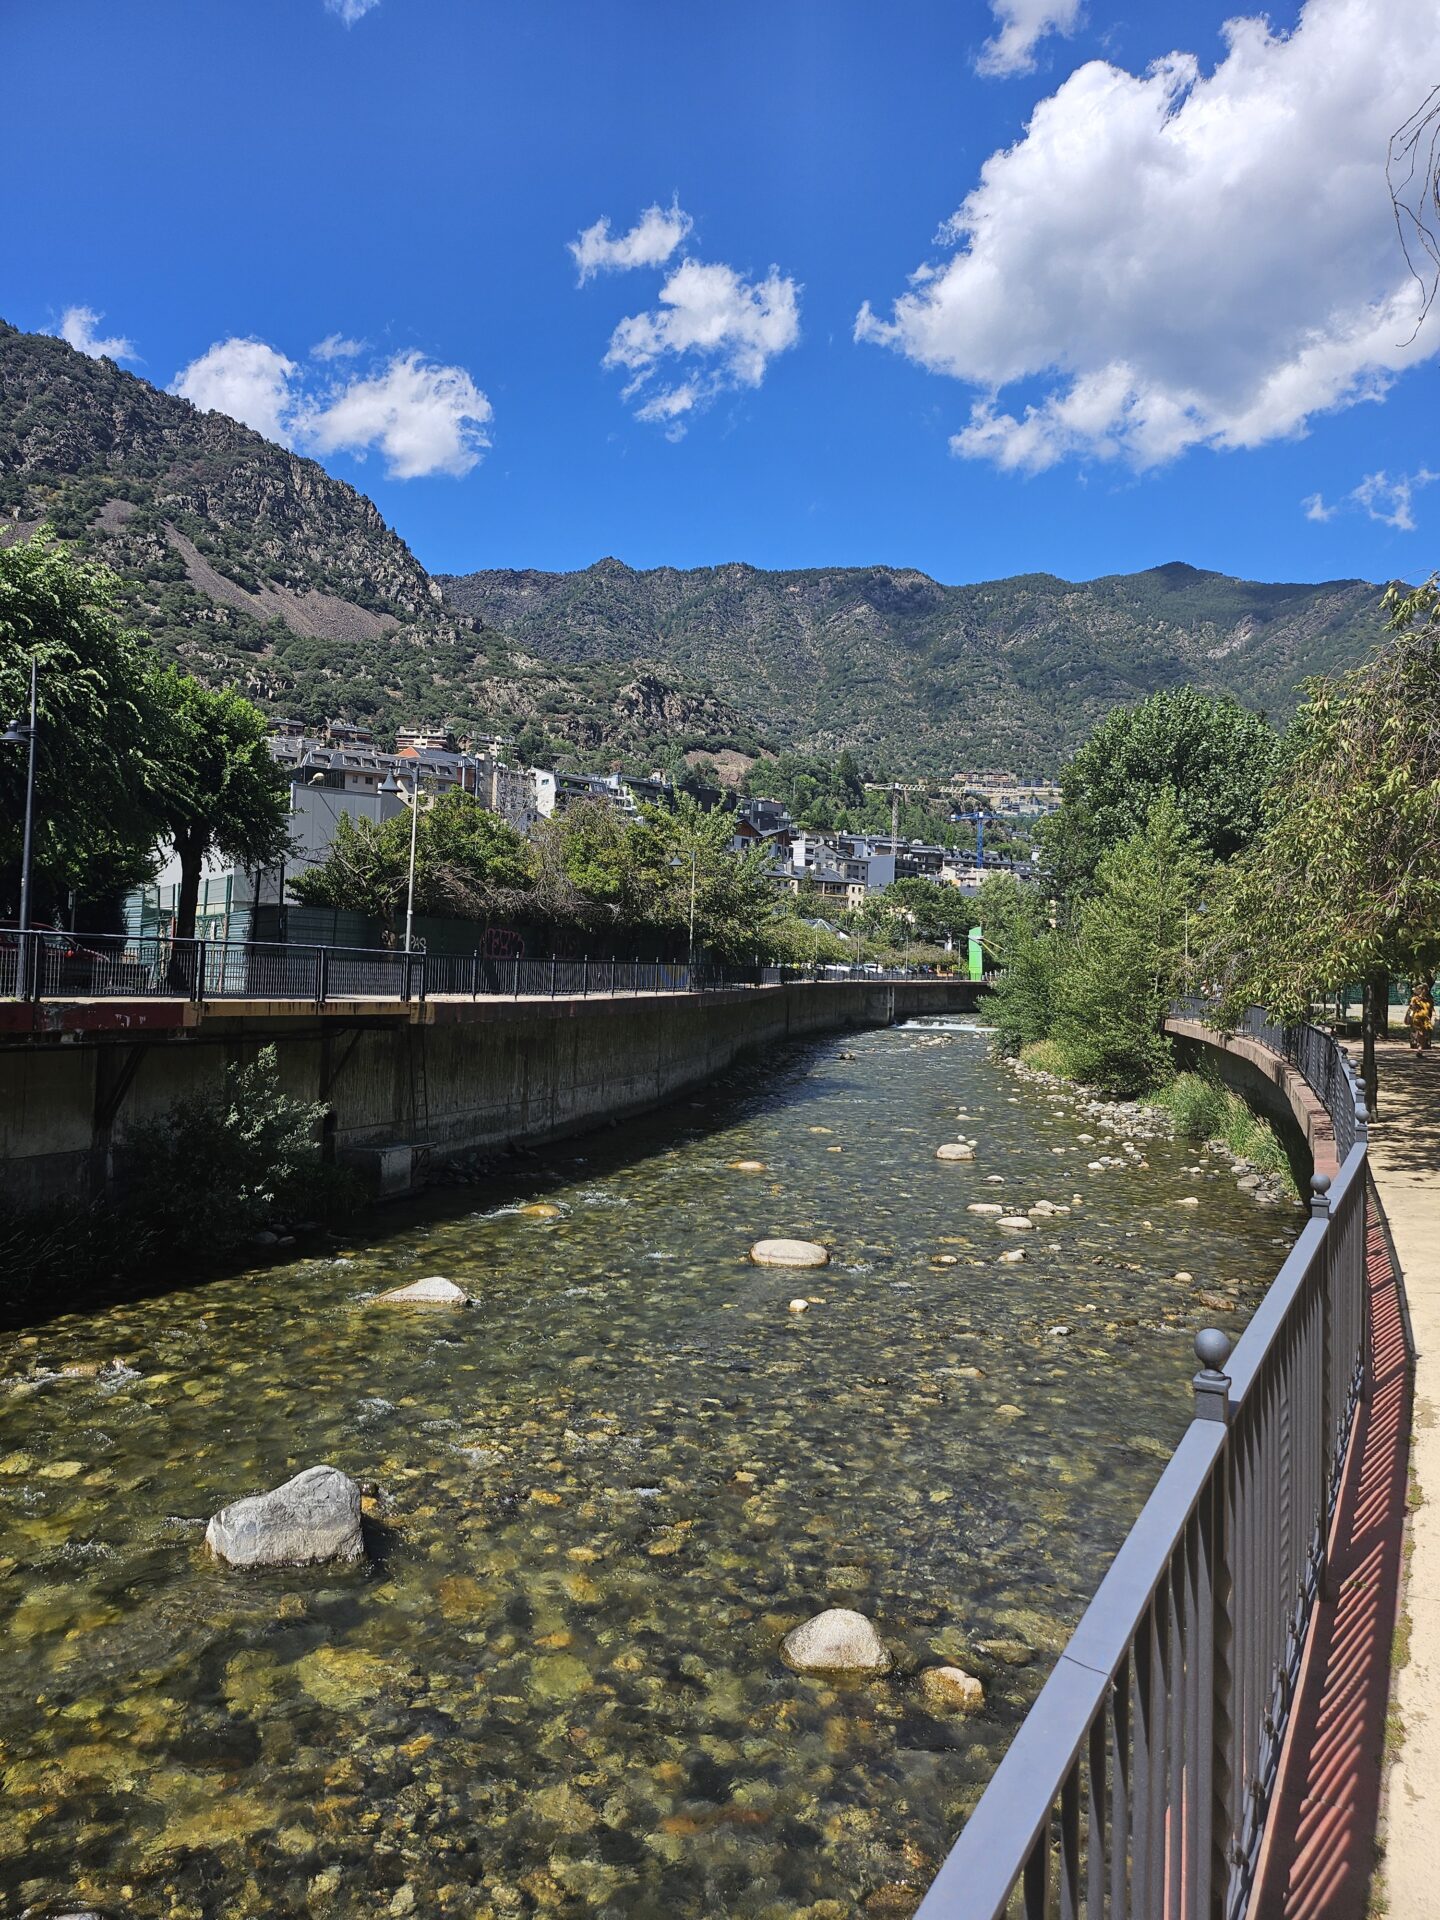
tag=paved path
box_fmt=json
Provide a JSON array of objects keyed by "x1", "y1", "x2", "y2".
[{"x1": 1373, "y1": 1039, "x2": 1440, "y2": 1917}]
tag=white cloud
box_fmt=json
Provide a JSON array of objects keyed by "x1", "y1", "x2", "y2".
[
  {"x1": 325, "y1": 0, "x2": 381, "y2": 23},
  {"x1": 172, "y1": 337, "x2": 299, "y2": 443},
  {"x1": 570, "y1": 201, "x2": 693, "y2": 283},
  {"x1": 1309, "y1": 468, "x2": 1438, "y2": 531},
  {"x1": 603, "y1": 258, "x2": 800, "y2": 433},
  {"x1": 312, "y1": 331, "x2": 366, "y2": 361},
  {"x1": 53, "y1": 304, "x2": 136, "y2": 362},
  {"x1": 171, "y1": 337, "x2": 492, "y2": 479},
  {"x1": 303, "y1": 352, "x2": 492, "y2": 479},
  {"x1": 857, "y1": 0, "x2": 1440, "y2": 475},
  {"x1": 977, "y1": 1, "x2": 1082, "y2": 78}
]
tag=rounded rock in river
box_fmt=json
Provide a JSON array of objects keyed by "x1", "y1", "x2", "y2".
[
  {"x1": 750, "y1": 1239, "x2": 830, "y2": 1269},
  {"x1": 782, "y1": 1608, "x2": 892, "y2": 1675}
]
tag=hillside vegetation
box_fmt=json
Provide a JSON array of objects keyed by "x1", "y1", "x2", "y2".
[
  {"x1": 442, "y1": 556, "x2": 1387, "y2": 771},
  {"x1": 0, "y1": 323, "x2": 756, "y2": 763},
  {"x1": 1, "y1": 320, "x2": 1389, "y2": 773}
]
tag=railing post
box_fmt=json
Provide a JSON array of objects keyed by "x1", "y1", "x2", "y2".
[
  {"x1": 471, "y1": 949, "x2": 479, "y2": 1000},
  {"x1": 550, "y1": 954, "x2": 557, "y2": 998},
  {"x1": 1193, "y1": 1328, "x2": 1233, "y2": 1426},
  {"x1": 582, "y1": 955, "x2": 588, "y2": 998},
  {"x1": 316, "y1": 944, "x2": 329, "y2": 1006},
  {"x1": 1192, "y1": 1328, "x2": 1236, "y2": 1918}
]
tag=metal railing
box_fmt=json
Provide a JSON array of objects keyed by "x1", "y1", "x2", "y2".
[
  {"x1": 1171, "y1": 997, "x2": 1370, "y2": 1164},
  {"x1": 917, "y1": 1013, "x2": 1370, "y2": 1920},
  {"x1": 1, "y1": 929, "x2": 948, "y2": 1007}
]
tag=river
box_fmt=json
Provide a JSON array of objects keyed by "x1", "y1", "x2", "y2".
[{"x1": 0, "y1": 1019, "x2": 1299, "y2": 1918}]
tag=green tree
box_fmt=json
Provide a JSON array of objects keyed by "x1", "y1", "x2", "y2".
[
  {"x1": 0, "y1": 530, "x2": 164, "y2": 916},
  {"x1": 626, "y1": 793, "x2": 779, "y2": 963},
  {"x1": 1211, "y1": 581, "x2": 1440, "y2": 1108},
  {"x1": 292, "y1": 788, "x2": 532, "y2": 941},
  {"x1": 148, "y1": 669, "x2": 291, "y2": 941},
  {"x1": 973, "y1": 871, "x2": 1046, "y2": 968},
  {"x1": 1052, "y1": 792, "x2": 1207, "y2": 1095},
  {"x1": 1043, "y1": 688, "x2": 1279, "y2": 909},
  {"x1": 874, "y1": 877, "x2": 971, "y2": 945}
]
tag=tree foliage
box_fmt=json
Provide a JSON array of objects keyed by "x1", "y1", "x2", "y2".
[
  {"x1": 0, "y1": 530, "x2": 164, "y2": 915},
  {"x1": 1052, "y1": 793, "x2": 1206, "y2": 1095},
  {"x1": 1043, "y1": 687, "x2": 1278, "y2": 908},
  {"x1": 1209, "y1": 581, "x2": 1440, "y2": 1099},
  {"x1": 292, "y1": 789, "x2": 533, "y2": 941},
  {"x1": 148, "y1": 669, "x2": 291, "y2": 940}
]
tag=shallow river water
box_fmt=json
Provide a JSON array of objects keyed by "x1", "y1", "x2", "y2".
[{"x1": 0, "y1": 1020, "x2": 1300, "y2": 1919}]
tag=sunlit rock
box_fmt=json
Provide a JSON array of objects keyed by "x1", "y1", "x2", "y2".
[
  {"x1": 205, "y1": 1464, "x2": 364, "y2": 1568},
  {"x1": 750, "y1": 1239, "x2": 829, "y2": 1268},
  {"x1": 373, "y1": 1276, "x2": 469, "y2": 1308},
  {"x1": 782, "y1": 1607, "x2": 892, "y2": 1675},
  {"x1": 918, "y1": 1665, "x2": 984, "y2": 1715}
]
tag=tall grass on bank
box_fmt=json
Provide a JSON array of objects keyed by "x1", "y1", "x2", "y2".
[{"x1": 1146, "y1": 1071, "x2": 1290, "y2": 1176}]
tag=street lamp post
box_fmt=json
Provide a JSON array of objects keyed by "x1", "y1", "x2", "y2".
[
  {"x1": 378, "y1": 768, "x2": 432, "y2": 952},
  {"x1": 2, "y1": 658, "x2": 39, "y2": 939}
]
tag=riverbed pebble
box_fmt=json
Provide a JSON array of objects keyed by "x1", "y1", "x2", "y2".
[
  {"x1": 967, "y1": 1203, "x2": 1004, "y2": 1215},
  {"x1": 750, "y1": 1239, "x2": 830, "y2": 1268},
  {"x1": 728, "y1": 1160, "x2": 767, "y2": 1173},
  {"x1": 998, "y1": 1248, "x2": 1027, "y2": 1265},
  {"x1": 935, "y1": 1143, "x2": 975, "y2": 1162},
  {"x1": 996, "y1": 1216, "x2": 1034, "y2": 1232},
  {"x1": 781, "y1": 1608, "x2": 892, "y2": 1675},
  {"x1": 788, "y1": 1298, "x2": 810, "y2": 1314}
]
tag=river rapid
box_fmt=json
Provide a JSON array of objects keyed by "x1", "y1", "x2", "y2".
[{"x1": 0, "y1": 1020, "x2": 1299, "y2": 1919}]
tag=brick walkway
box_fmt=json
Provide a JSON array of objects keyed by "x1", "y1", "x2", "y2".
[{"x1": 1252, "y1": 1198, "x2": 1411, "y2": 1918}]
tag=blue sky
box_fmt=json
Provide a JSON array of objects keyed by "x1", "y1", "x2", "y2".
[{"x1": 5, "y1": 0, "x2": 1439, "y2": 587}]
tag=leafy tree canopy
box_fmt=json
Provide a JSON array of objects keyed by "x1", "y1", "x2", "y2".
[
  {"x1": 148, "y1": 668, "x2": 291, "y2": 939},
  {"x1": 0, "y1": 529, "x2": 165, "y2": 915},
  {"x1": 292, "y1": 788, "x2": 533, "y2": 942},
  {"x1": 1043, "y1": 687, "x2": 1279, "y2": 907}
]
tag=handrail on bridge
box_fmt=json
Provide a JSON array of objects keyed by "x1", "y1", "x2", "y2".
[
  {"x1": 916, "y1": 1004, "x2": 1370, "y2": 1920},
  {"x1": 0, "y1": 926, "x2": 965, "y2": 1007}
]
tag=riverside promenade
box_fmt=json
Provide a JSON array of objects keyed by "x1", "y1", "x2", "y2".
[
  {"x1": 1252, "y1": 1036, "x2": 1436, "y2": 1919},
  {"x1": 1374, "y1": 1040, "x2": 1440, "y2": 1917}
]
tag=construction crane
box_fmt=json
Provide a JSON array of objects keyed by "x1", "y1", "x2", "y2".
[{"x1": 948, "y1": 808, "x2": 1004, "y2": 869}]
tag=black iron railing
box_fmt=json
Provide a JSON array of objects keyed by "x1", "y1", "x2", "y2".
[
  {"x1": 1, "y1": 929, "x2": 947, "y2": 1005},
  {"x1": 916, "y1": 1011, "x2": 1370, "y2": 1920}
]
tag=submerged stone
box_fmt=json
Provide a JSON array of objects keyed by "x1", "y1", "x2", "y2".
[
  {"x1": 935, "y1": 1143, "x2": 975, "y2": 1162},
  {"x1": 918, "y1": 1666, "x2": 984, "y2": 1715},
  {"x1": 205, "y1": 1465, "x2": 364, "y2": 1568}
]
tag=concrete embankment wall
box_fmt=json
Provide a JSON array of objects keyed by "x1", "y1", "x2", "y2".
[
  {"x1": 1, "y1": 981, "x2": 982, "y2": 1212},
  {"x1": 1162, "y1": 1016, "x2": 1340, "y2": 1179}
]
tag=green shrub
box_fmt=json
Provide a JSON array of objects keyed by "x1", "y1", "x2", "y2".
[
  {"x1": 1020, "y1": 1037, "x2": 1080, "y2": 1080},
  {"x1": 1148, "y1": 1071, "x2": 1291, "y2": 1179},
  {"x1": 118, "y1": 1046, "x2": 359, "y2": 1258},
  {"x1": 989, "y1": 924, "x2": 1065, "y2": 1056}
]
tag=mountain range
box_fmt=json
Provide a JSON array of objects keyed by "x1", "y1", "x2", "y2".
[{"x1": 1, "y1": 320, "x2": 1391, "y2": 776}]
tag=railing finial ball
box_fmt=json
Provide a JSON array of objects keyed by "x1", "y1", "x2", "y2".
[
  {"x1": 1195, "y1": 1327, "x2": 1233, "y2": 1373},
  {"x1": 1310, "y1": 1172, "x2": 1332, "y2": 1195}
]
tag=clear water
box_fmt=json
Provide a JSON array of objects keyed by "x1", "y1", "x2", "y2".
[{"x1": 0, "y1": 1022, "x2": 1298, "y2": 1919}]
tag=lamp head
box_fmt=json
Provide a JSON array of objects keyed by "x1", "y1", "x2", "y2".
[{"x1": 378, "y1": 771, "x2": 401, "y2": 796}]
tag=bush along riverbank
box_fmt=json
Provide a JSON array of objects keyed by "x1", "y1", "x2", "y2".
[
  {"x1": 0, "y1": 1048, "x2": 362, "y2": 1323},
  {"x1": 1007, "y1": 1046, "x2": 1298, "y2": 1213}
]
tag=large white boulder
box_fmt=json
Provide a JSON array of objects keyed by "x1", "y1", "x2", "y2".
[
  {"x1": 935, "y1": 1143, "x2": 975, "y2": 1162},
  {"x1": 750, "y1": 1239, "x2": 830, "y2": 1268},
  {"x1": 782, "y1": 1607, "x2": 892, "y2": 1675},
  {"x1": 205, "y1": 1465, "x2": 364, "y2": 1568},
  {"x1": 373, "y1": 1276, "x2": 469, "y2": 1308}
]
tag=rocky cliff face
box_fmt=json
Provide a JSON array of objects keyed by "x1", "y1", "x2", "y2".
[{"x1": 0, "y1": 323, "x2": 753, "y2": 762}]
